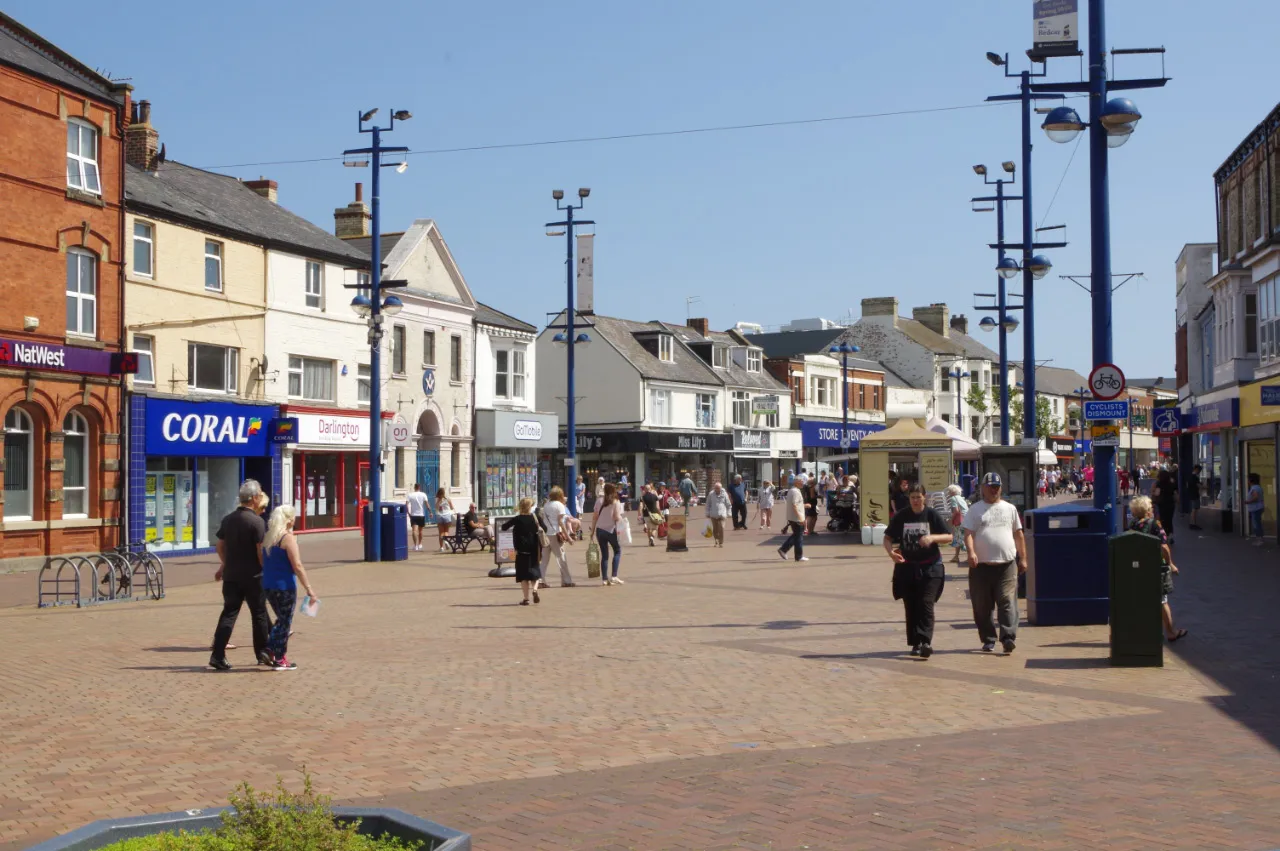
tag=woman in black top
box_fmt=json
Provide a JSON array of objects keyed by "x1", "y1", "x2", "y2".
[
  {"x1": 501, "y1": 497, "x2": 543, "y2": 605},
  {"x1": 883, "y1": 483, "x2": 953, "y2": 659},
  {"x1": 803, "y1": 478, "x2": 820, "y2": 535},
  {"x1": 1152, "y1": 468, "x2": 1178, "y2": 544},
  {"x1": 890, "y1": 477, "x2": 913, "y2": 515}
]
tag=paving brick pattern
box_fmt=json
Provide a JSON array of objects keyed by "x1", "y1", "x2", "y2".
[{"x1": 2, "y1": 513, "x2": 1279, "y2": 850}]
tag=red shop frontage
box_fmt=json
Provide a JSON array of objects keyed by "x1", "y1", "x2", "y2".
[{"x1": 280, "y1": 406, "x2": 391, "y2": 533}]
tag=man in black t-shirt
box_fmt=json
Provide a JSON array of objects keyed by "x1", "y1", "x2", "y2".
[
  {"x1": 209, "y1": 479, "x2": 271, "y2": 670},
  {"x1": 883, "y1": 483, "x2": 952, "y2": 659}
]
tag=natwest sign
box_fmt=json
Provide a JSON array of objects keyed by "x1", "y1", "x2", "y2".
[
  {"x1": 0, "y1": 336, "x2": 128, "y2": 377},
  {"x1": 296, "y1": 413, "x2": 371, "y2": 446}
]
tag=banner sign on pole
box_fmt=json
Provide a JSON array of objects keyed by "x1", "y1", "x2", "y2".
[
  {"x1": 1083, "y1": 400, "x2": 1129, "y2": 421},
  {"x1": 576, "y1": 234, "x2": 594, "y2": 313},
  {"x1": 1032, "y1": 0, "x2": 1079, "y2": 58}
]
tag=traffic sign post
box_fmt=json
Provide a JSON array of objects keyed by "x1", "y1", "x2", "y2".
[
  {"x1": 1090, "y1": 424, "x2": 1121, "y2": 447},
  {"x1": 1089, "y1": 363, "x2": 1126, "y2": 400},
  {"x1": 1084, "y1": 400, "x2": 1130, "y2": 421}
]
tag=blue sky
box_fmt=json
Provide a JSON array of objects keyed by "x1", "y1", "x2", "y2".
[{"x1": 15, "y1": 1, "x2": 1275, "y2": 378}]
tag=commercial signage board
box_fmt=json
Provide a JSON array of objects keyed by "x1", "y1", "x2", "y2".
[
  {"x1": 296, "y1": 412, "x2": 371, "y2": 446},
  {"x1": 268, "y1": 418, "x2": 299, "y2": 444},
  {"x1": 1261, "y1": 386, "x2": 1280, "y2": 406},
  {"x1": 1152, "y1": 407, "x2": 1183, "y2": 436},
  {"x1": 751, "y1": 395, "x2": 780, "y2": 416},
  {"x1": 576, "y1": 234, "x2": 594, "y2": 313},
  {"x1": 734, "y1": 429, "x2": 771, "y2": 451},
  {"x1": 0, "y1": 336, "x2": 132, "y2": 377},
  {"x1": 556, "y1": 429, "x2": 733, "y2": 453},
  {"x1": 386, "y1": 414, "x2": 413, "y2": 448},
  {"x1": 1185, "y1": 399, "x2": 1239, "y2": 434},
  {"x1": 1046, "y1": 436, "x2": 1075, "y2": 456},
  {"x1": 1032, "y1": 0, "x2": 1079, "y2": 58},
  {"x1": 479, "y1": 411, "x2": 559, "y2": 449},
  {"x1": 1090, "y1": 424, "x2": 1121, "y2": 448},
  {"x1": 798, "y1": 420, "x2": 886, "y2": 449},
  {"x1": 143, "y1": 398, "x2": 277, "y2": 457},
  {"x1": 1084, "y1": 400, "x2": 1129, "y2": 421}
]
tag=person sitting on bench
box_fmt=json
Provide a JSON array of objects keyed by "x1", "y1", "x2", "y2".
[{"x1": 463, "y1": 504, "x2": 492, "y2": 547}]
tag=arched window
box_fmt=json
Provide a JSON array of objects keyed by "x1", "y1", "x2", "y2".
[
  {"x1": 63, "y1": 412, "x2": 89, "y2": 517},
  {"x1": 3, "y1": 408, "x2": 34, "y2": 520}
]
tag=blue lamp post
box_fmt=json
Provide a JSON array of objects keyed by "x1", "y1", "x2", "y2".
[
  {"x1": 1028, "y1": 0, "x2": 1170, "y2": 530},
  {"x1": 827, "y1": 342, "x2": 861, "y2": 453},
  {"x1": 971, "y1": 163, "x2": 1024, "y2": 446},
  {"x1": 546, "y1": 189, "x2": 593, "y2": 517},
  {"x1": 343, "y1": 107, "x2": 411, "y2": 562},
  {"x1": 947, "y1": 366, "x2": 970, "y2": 430}
]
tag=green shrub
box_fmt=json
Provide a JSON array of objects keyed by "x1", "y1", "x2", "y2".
[{"x1": 97, "y1": 775, "x2": 422, "y2": 851}]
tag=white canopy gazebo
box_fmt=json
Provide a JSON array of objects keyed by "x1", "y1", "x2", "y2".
[{"x1": 925, "y1": 416, "x2": 982, "y2": 461}]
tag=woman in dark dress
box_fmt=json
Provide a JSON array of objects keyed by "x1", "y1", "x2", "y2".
[
  {"x1": 883, "y1": 483, "x2": 952, "y2": 659},
  {"x1": 501, "y1": 497, "x2": 543, "y2": 605}
]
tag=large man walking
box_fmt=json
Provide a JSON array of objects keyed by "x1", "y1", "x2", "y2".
[
  {"x1": 961, "y1": 472, "x2": 1026, "y2": 654},
  {"x1": 209, "y1": 479, "x2": 272, "y2": 670},
  {"x1": 728, "y1": 474, "x2": 748, "y2": 530}
]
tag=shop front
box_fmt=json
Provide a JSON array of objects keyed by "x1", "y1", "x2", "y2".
[
  {"x1": 1237, "y1": 383, "x2": 1278, "y2": 540},
  {"x1": 555, "y1": 429, "x2": 734, "y2": 504},
  {"x1": 1185, "y1": 398, "x2": 1239, "y2": 533},
  {"x1": 475, "y1": 410, "x2": 558, "y2": 514},
  {"x1": 798, "y1": 419, "x2": 887, "y2": 477},
  {"x1": 129, "y1": 396, "x2": 280, "y2": 554},
  {"x1": 1046, "y1": 436, "x2": 1076, "y2": 467},
  {"x1": 281, "y1": 406, "x2": 387, "y2": 533}
]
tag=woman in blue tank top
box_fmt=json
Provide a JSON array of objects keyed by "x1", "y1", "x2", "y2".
[{"x1": 261, "y1": 506, "x2": 317, "y2": 670}]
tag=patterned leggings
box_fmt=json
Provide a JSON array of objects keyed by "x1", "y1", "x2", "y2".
[{"x1": 265, "y1": 588, "x2": 297, "y2": 660}]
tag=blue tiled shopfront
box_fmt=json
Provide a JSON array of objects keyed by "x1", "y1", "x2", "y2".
[{"x1": 127, "y1": 396, "x2": 282, "y2": 554}]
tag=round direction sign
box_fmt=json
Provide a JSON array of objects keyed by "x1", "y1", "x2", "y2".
[{"x1": 1089, "y1": 362, "x2": 1126, "y2": 400}]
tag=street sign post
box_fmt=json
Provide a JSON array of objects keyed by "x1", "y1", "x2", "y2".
[
  {"x1": 1088, "y1": 363, "x2": 1126, "y2": 400},
  {"x1": 1083, "y1": 400, "x2": 1130, "y2": 421},
  {"x1": 1090, "y1": 424, "x2": 1121, "y2": 447}
]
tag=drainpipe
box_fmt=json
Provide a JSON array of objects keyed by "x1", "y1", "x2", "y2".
[{"x1": 116, "y1": 87, "x2": 129, "y2": 551}]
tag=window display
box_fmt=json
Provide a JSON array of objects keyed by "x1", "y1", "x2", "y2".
[{"x1": 479, "y1": 450, "x2": 539, "y2": 513}]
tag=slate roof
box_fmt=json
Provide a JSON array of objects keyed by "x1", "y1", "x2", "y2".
[
  {"x1": 342, "y1": 232, "x2": 405, "y2": 264},
  {"x1": 659, "y1": 324, "x2": 787, "y2": 393},
  {"x1": 570, "y1": 314, "x2": 721, "y2": 386},
  {"x1": 126, "y1": 162, "x2": 368, "y2": 266},
  {"x1": 1127, "y1": 377, "x2": 1178, "y2": 392},
  {"x1": 474, "y1": 302, "x2": 536, "y2": 334},
  {"x1": 744, "y1": 328, "x2": 911, "y2": 387},
  {"x1": 0, "y1": 13, "x2": 122, "y2": 103},
  {"x1": 1011, "y1": 363, "x2": 1091, "y2": 396}
]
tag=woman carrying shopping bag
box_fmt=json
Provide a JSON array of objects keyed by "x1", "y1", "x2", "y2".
[{"x1": 592, "y1": 482, "x2": 626, "y2": 585}]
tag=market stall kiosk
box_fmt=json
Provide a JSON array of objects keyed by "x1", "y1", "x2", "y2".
[{"x1": 858, "y1": 419, "x2": 954, "y2": 527}]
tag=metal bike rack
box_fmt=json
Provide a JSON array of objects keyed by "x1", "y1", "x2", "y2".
[
  {"x1": 38, "y1": 556, "x2": 86, "y2": 608},
  {"x1": 37, "y1": 549, "x2": 167, "y2": 608}
]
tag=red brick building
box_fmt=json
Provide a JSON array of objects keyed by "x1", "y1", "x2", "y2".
[{"x1": 0, "y1": 13, "x2": 132, "y2": 569}]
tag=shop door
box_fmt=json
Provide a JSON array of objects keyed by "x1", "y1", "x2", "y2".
[
  {"x1": 416, "y1": 449, "x2": 440, "y2": 521},
  {"x1": 357, "y1": 462, "x2": 371, "y2": 530}
]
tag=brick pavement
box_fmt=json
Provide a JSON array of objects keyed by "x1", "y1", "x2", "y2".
[{"x1": 1, "y1": 510, "x2": 1278, "y2": 850}]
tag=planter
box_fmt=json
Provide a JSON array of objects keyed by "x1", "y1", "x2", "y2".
[{"x1": 25, "y1": 807, "x2": 470, "y2": 851}]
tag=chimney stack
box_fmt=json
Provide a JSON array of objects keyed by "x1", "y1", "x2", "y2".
[
  {"x1": 950, "y1": 314, "x2": 969, "y2": 336},
  {"x1": 688, "y1": 317, "x2": 710, "y2": 337},
  {"x1": 912, "y1": 304, "x2": 951, "y2": 338},
  {"x1": 244, "y1": 176, "x2": 279, "y2": 204},
  {"x1": 125, "y1": 99, "x2": 160, "y2": 171},
  {"x1": 860, "y1": 297, "x2": 899, "y2": 327},
  {"x1": 335, "y1": 182, "x2": 371, "y2": 238}
]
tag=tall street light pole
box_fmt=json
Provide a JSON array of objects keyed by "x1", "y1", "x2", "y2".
[
  {"x1": 972, "y1": 164, "x2": 1022, "y2": 446},
  {"x1": 828, "y1": 342, "x2": 861, "y2": 456},
  {"x1": 1032, "y1": 0, "x2": 1169, "y2": 530},
  {"x1": 949, "y1": 366, "x2": 970, "y2": 427},
  {"x1": 344, "y1": 107, "x2": 411, "y2": 562},
  {"x1": 546, "y1": 189, "x2": 593, "y2": 518}
]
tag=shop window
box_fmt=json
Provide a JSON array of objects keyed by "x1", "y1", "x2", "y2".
[
  {"x1": 650, "y1": 389, "x2": 671, "y2": 426},
  {"x1": 188, "y1": 343, "x2": 238, "y2": 394},
  {"x1": 62, "y1": 412, "x2": 89, "y2": 517},
  {"x1": 450, "y1": 335, "x2": 462, "y2": 382},
  {"x1": 696, "y1": 394, "x2": 716, "y2": 428},
  {"x1": 133, "y1": 221, "x2": 154, "y2": 277},
  {"x1": 357, "y1": 364, "x2": 371, "y2": 405},
  {"x1": 423, "y1": 330, "x2": 436, "y2": 366},
  {"x1": 732, "y1": 391, "x2": 750, "y2": 427},
  {"x1": 132, "y1": 335, "x2": 155, "y2": 385},
  {"x1": 392, "y1": 324, "x2": 406, "y2": 375},
  {"x1": 305, "y1": 260, "x2": 323, "y2": 308},
  {"x1": 66, "y1": 248, "x2": 96, "y2": 338},
  {"x1": 66, "y1": 119, "x2": 101, "y2": 194},
  {"x1": 204, "y1": 241, "x2": 222, "y2": 292},
  {"x1": 287, "y1": 356, "x2": 334, "y2": 401},
  {"x1": 3, "y1": 408, "x2": 34, "y2": 520}
]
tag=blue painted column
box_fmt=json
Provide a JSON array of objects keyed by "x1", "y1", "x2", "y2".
[
  {"x1": 1020, "y1": 69, "x2": 1037, "y2": 445},
  {"x1": 565, "y1": 204, "x2": 578, "y2": 518},
  {"x1": 996, "y1": 180, "x2": 1010, "y2": 446}
]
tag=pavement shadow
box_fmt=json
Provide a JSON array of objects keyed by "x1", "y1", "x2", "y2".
[
  {"x1": 142, "y1": 646, "x2": 215, "y2": 653},
  {"x1": 121, "y1": 665, "x2": 262, "y2": 674},
  {"x1": 800, "y1": 649, "x2": 971, "y2": 661},
  {"x1": 451, "y1": 618, "x2": 891, "y2": 632},
  {"x1": 1023, "y1": 657, "x2": 1110, "y2": 669}
]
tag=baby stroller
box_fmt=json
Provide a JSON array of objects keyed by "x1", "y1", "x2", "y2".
[{"x1": 826, "y1": 490, "x2": 860, "y2": 533}]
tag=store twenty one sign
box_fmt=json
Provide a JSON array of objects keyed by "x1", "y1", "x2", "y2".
[{"x1": 144, "y1": 398, "x2": 276, "y2": 457}]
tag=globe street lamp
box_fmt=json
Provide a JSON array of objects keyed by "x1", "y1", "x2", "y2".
[{"x1": 827, "y1": 342, "x2": 861, "y2": 453}]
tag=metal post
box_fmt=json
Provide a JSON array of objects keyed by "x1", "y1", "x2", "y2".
[
  {"x1": 565, "y1": 205, "x2": 578, "y2": 517},
  {"x1": 1020, "y1": 69, "x2": 1037, "y2": 445},
  {"x1": 1088, "y1": 0, "x2": 1117, "y2": 529},
  {"x1": 996, "y1": 181, "x2": 1010, "y2": 446},
  {"x1": 841, "y1": 351, "x2": 849, "y2": 453},
  {"x1": 367, "y1": 125, "x2": 383, "y2": 561}
]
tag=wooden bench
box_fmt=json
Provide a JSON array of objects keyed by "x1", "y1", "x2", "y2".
[{"x1": 442, "y1": 514, "x2": 492, "y2": 554}]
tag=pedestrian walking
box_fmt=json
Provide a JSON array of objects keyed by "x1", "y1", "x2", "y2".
[
  {"x1": 592, "y1": 482, "x2": 626, "y2": 585},
  {"x1": 884, "y1": 483, "x2": 951, "y2": 659},
  {"x1": 961, "y1": 472, "x2": 1026, "y2": 655},
  {"x1": 594, "y1": 475, "x2": 606, "y2": 510},
  {"x1": 640, "y1": 483, "x2": 662, "y2": 546},
  {"x1": 1127, "y1": 495, "x2": 1186, "y2": 641},
  {"x1": 1186, "y1": 464, "x2": 1203, "y2": 530},
  {"x1": 891, "y1": 477, "x2": 912, "y2": 515},
  {"x1": 817, "y1": 472, "x2": 830, "y2": 514},
  {"x1": 777, "y1": 474, "x2": 809, "y2": 562},
  {"x1": 259, "y1": 505, "x2": 317, "y2": 670},
  {"x1": 209, "y1": 479, "x2": 272, "y2": 671},
  {"x1": 434, "y1": 487, "x2": 456, "y2": 552},
  {"x1": 1152, "y1": 468, "x2": 1178, "y2": 545},
  {"x1": 803, "y1": 475, "x2": 820, "y2": 535},
  {"x1": 729, "y1": 474, "x2": 748, "y2": 530},
  {"x1": 705, "y1": 481, "x2": 732, "y2": 547},
  {"x1": 539, "y1": 486, "x2": 576, "y2": 587},
  {"x1": 502, "y1": 498, "x2": 543, "y2": 605},
  {"x1": 574, "y1": 475, "x2": 586, "y2": 516},
  {"x1": 1246, "y1": 472, "x2": 1266, "y2": 545},
  {"x1": 405, "y1": 483, "x2": 429, "y2": 551},
  {"x1": 945, "y1": 484, "x2": 969, "y2": 563},
  {"x1": 758, "y1": 480, "x2": 775, "y2": 530},
  {"x1": 678, "y1": 471, "x2": 697, "y2": 510}
]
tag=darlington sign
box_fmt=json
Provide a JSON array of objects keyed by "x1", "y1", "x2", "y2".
[{"x1": 143, "y1": 398, "x2": 277, "y2": 457}]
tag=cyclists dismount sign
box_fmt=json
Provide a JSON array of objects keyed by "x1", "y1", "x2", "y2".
[{"x1": 1088, "y1": 363, "x2": 1126, "y2": 401}]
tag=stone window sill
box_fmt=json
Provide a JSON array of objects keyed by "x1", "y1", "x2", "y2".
[{"x1": 66, "y1": 188, "x2": 105, "y2": 207}]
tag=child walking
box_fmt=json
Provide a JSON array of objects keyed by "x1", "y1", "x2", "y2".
[{"x1": 502, "y1": 498, "x2": 544, "y2": 604}]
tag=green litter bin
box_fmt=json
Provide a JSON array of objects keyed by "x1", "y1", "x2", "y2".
[{"x1": 1108, "y1": 531, "x2": 1164, "y2": 667}]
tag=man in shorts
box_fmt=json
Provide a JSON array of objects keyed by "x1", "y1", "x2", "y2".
[{"x1": 406, "y1": 483, "x2": 429, "y2": 551}]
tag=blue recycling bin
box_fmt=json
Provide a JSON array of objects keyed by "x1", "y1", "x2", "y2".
[
  {"x1": 1024, "y1": 504, "x2": 1110, "y2": 625},
  {"x1": 960, "y1": 474, "x2": 977, "y2": 500},
  {"x1": 363, "y1": 502, "x2": 409, "y2": 562}
]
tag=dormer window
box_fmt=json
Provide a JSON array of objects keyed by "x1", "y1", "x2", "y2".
[
  {"x1": 658, "y1": 334, "x2": 674, "y2": 362},
  {"x1": 712, "y1": 346, "x2": 729, "y2": 369},
  {"x1": 747, "y1": 350, "x2": 762, "y2": 372}
]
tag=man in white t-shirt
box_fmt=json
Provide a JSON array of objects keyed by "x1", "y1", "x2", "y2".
[
  {"x1": 405, "y1": 483, "x2": 430, "y2": 551},
  {"x1": 961, "y1": 472, "x2": 1026, "y2": 654}
]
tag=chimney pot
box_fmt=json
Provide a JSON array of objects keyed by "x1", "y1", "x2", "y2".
[
  {"x1": 355, "y1": 182, "x2": 363, "y2": 202},
  {"x1": 124, "y1": 98, "x2": 160, "y2": 171},
  {"x1": 244, "y1": 178, "x2": 279, "y2": 203},
  {"x1": 950, "y1": 314, "x2": 969, "y2": 336},
  {"x1": 335, "y1": 186, "x2": 371, "y2": 238}
]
